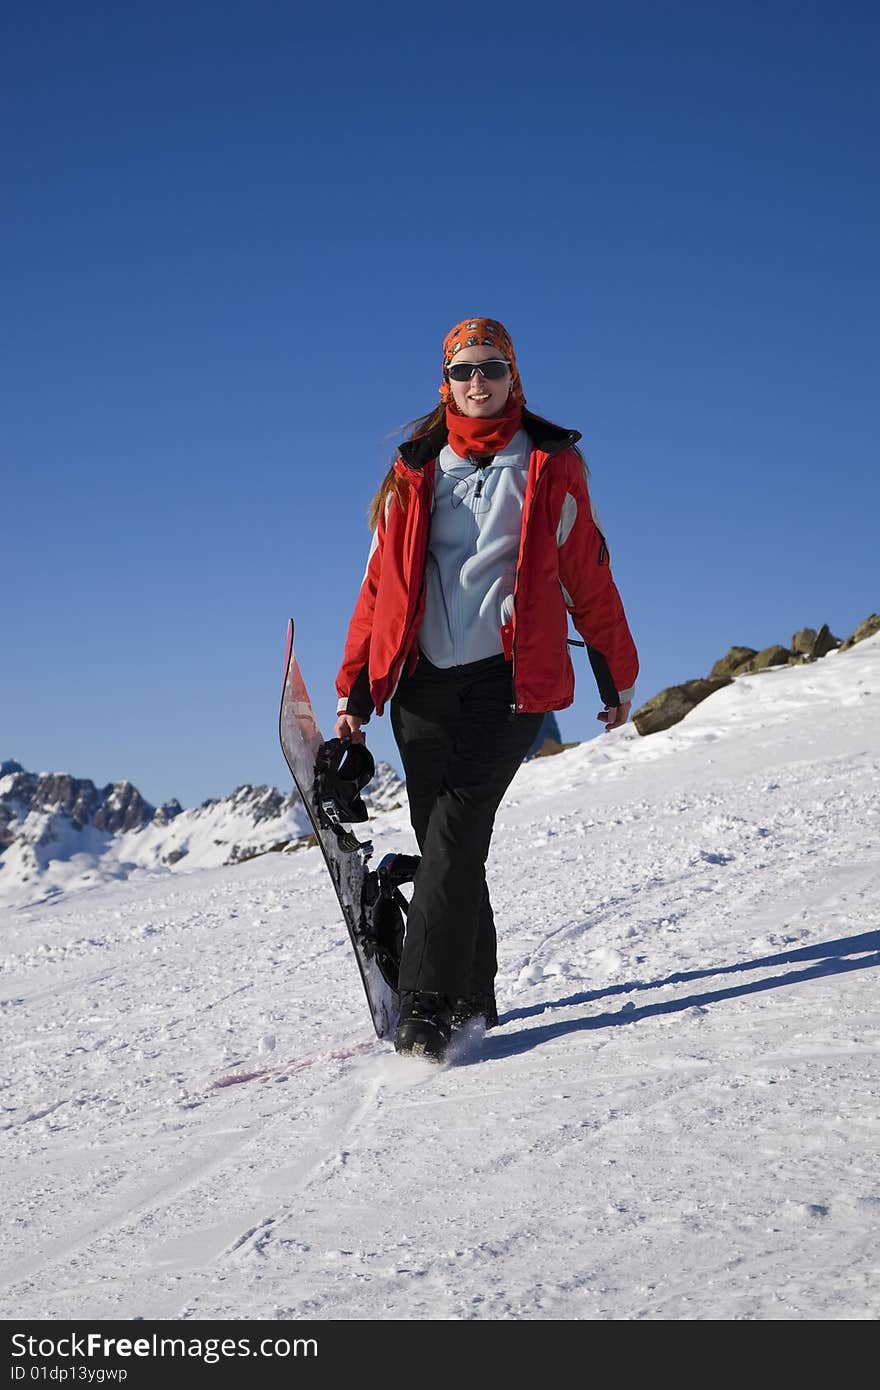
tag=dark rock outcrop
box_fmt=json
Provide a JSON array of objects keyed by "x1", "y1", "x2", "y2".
[
  {"x1": 709, "y1": 647, "x2": 758, "y2": 680},
  {"x1": 634, "y1": 611, "x2": 871, "y2": 738},
  {"x1": 633, "y1": 678, "x2": 733, "y2": 736},
  {"x1": 806, "y1": 623, "x2": 841, "y2": 661},
  {"x1": 790, "y1": 628, "x2": 817, "y2": 655},
  {"x1": 840, "y1": 614, "x2": 880, "y2": 650},
  {"x1": 740, "y1": 644, "x2": 795, "y2": 674}
]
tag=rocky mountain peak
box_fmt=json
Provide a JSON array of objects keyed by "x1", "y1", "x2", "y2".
[{"x1": 0, "y1": 758, "x2": 407, "y2": 906}]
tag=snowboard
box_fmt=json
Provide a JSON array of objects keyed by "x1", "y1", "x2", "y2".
[{"x1": 278, "y1": 618, "x2": 400, "y2": 1039}]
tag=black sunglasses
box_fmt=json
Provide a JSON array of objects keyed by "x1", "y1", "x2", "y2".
[{"x1": 446, "y1": 359, "x2": 510, "y2": 382}]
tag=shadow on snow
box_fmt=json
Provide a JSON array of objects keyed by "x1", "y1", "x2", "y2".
[{"x1": 479, "y1": 930, "x2": 880, "y2": 1063}]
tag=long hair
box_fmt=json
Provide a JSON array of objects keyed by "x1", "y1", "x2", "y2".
[
  {"x1": 366, "y1": 403, "x2": 587, "y2": 531},
  {"x1": 367, "y1": 403, "x2": 445, "y2": 530}
]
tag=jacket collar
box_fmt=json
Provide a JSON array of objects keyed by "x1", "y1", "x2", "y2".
[{"x1": 397, "y1": 408, "x2": 581, "y2": 471}]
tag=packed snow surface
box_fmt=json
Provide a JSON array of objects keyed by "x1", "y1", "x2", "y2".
[{"x1": 1, "y1": 638, "x2": 878, "y2": 1320}]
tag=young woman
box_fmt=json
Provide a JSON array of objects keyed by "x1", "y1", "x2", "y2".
[{"x1": 334, "y1": 317, "x2": 638, "y2": 1060}]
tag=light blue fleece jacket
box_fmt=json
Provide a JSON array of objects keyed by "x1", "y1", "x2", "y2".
[{"x1": 419, "y1": 428, "x2": 531, "y2": 669}]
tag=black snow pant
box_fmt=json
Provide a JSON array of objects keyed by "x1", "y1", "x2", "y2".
[{"x1": 390, "y1": 652, "x2": 543, "y2": 1002}]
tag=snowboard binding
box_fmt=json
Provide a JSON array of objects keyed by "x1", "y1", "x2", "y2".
[
  {"x1": 313, "y1": 738, "x2": 376, "y2": 852},
  {"x1": 360, "y1": 852, "x2": 421, "y2": 991}
]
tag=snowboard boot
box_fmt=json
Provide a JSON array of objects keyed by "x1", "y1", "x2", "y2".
[
  {"x1": 395, "y1": 991, "x2": 453, "y2": 1062},
  {"x1": 451, "y1": 991, "x2": 499, "y2": 1031}
]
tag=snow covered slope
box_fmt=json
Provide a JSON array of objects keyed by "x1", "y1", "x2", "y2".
[{"x1": 0, "y1": 637, "x2": 877, "y2": 1320}]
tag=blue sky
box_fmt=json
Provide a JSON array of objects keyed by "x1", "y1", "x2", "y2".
[{"x1": 3, "y1": 1, "x2": 877, "y2": 807}]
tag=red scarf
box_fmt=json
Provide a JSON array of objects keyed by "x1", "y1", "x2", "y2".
[{"x1": 445, "y1": 400, "x2": 523, "y2": 460}]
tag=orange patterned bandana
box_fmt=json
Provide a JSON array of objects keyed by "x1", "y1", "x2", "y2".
[{"x1": 440, "y1": 317, "x2": 525, "y2": 405}]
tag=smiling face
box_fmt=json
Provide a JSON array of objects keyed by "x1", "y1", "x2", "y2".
[{"x1": 446, "y1": 344, "x2": 512, "y2": 418}]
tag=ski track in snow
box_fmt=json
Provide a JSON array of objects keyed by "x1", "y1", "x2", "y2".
[{"x1": 1, "y1": 637, "x2": 879, "y2": 1320}]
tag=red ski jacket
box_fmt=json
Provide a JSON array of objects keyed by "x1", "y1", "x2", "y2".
[{"x1": 336, "y1": 410, "x2": 638, "y2": 720}]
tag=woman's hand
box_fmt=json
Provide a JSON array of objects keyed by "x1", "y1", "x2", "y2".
[
  {"x1": 597, "y1": 701, "x2": 632, "y2": 733},
  {"x1": 334, "y1": 713, "x2": 367, "y2": 744}
]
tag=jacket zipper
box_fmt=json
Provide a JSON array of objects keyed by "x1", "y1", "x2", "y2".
[
  {"x1": 462, "y1": 456, "x2": 489, "y2": 662},
  {"x1": 509, "y1": 462, "x2": 550, "y2": 715}
]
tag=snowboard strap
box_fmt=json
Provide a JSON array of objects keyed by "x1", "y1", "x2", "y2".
[
  {"x1": 312, "y1": 738, "x2": 377, "y2": 852},
  {"x1": 359, "y1": 853, "x2": 421, "y2": 990}
]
